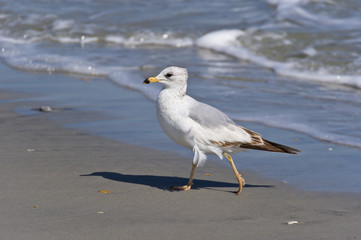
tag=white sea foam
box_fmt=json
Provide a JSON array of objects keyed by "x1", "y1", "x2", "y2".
[
  {"x1": 104, "y1": 35, "x2": 126, "y2": 44},
  {"x1": 266, "y1": 0, "x2": 361, "y2": 29},
  {"x1": 0, "y1": 13, "x2": 8, "y2": 19},
  {"x1": 196, "y1": 29, "x2": 361, "y2": 89},
  {"x1": 266, "y1": 0, "x2": 313, "y2": 9},
  {"x1": 52, "y1": 19, "x2": 75, "y2": 31},
  {"x1": 0, "y1": 31, "x2": 99, "y2": 45},
  {"x1": 0, "y1": 35, "x2": 30, "y2": 44},
  {"x1": 0, "y1": 34, "x2": 159, "y2": 101},
  {"x1": 196, "y1": 29, "x2": 294, "y2": 69},
  {"x1": 302, "y1": 46, "x2": 317, "y2": 57},
  {"x1": 0, "y1": 43, "x2": 107, "y2": 76},
  {"x1": 54, "y1": 36, "x2": 99, "y2": 44},
  {"x1": 105, "y1": 33, "x2": 193, "y2": 48}
]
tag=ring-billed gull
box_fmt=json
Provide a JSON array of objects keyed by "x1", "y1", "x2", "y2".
[{"x1": 143, "y1": 66, "x2": 300, "y2": 194}]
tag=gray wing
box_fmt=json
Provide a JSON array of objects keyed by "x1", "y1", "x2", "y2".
[
  {"x1": 185, "y1": 96, "x2": 270, "y2": 147},
  {"x1": 186, "y1": 96, "x2": 236, "y2": 129},
  {"x1": 184, "y1": 96, "x2": 300, "y2": 153}
]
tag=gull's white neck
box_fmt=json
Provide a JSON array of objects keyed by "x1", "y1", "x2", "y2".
[{"x1": 160, "y1": 83, "x2": 187, "y2": 98}]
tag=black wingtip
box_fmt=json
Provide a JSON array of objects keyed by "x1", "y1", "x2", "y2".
[{"x1": 264, "y1": 139, "x2": 301, "y2": 154}]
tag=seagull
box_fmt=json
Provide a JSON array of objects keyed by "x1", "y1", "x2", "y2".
[{"x1": 143, "y1": 66, "x2": 300, "y2": 194}]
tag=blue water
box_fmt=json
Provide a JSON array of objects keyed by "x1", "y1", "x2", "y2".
[{"x1": 1, "y1": 0, "x2": 361, "y2": 193}]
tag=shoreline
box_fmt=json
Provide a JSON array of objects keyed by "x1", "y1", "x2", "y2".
[{"x1": 1, "y1": 68, "x2": 361, "y2": 239}]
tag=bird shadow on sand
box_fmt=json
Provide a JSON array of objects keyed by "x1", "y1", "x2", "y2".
[{"x1": 80, "y1": 171, "x2": 274, "y2": 192}]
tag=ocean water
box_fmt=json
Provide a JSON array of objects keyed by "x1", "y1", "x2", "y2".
[{"x1": 1, "y1": 0, "x2": 361, "y2": 192}]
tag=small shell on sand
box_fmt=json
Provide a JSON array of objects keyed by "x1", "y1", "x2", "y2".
[
  {"x1": 39, "y1": 106, "x2": 52, "y2": 112},
  {"x1": 287, "y1": 220, "x2": 299, "y2": 225},
  {"x1": 32, "y1": 106, "x2": 71, "y2": 112}
]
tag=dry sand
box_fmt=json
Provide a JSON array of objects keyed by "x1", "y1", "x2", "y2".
[{"x1": 1, "y1": 81, "x2": 361, "y2": 240}]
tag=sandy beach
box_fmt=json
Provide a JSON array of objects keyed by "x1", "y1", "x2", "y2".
[{"x1": 0, "y1": 67, "x2": 361, "y2": 240}]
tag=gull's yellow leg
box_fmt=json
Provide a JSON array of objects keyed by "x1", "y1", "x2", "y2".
[
  {"x1": 223, "y1": 152, "x2": 245, "y2": 195},
  {"x1": 171, "y1": 163, "x2": 197, "y2": 191}
]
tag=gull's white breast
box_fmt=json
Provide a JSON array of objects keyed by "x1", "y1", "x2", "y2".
[{"x1": 156, "y1": 89, "x2": 194, "y2": 149}]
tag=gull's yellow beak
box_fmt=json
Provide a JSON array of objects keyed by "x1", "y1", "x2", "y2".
[{"x1": 143, "y1": 77, "x2": 161, "y2": 84}]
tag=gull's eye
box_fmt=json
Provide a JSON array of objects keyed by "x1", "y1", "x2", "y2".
[{"x1": 165, "y1": 73, "x2": 173, "y2": 78}]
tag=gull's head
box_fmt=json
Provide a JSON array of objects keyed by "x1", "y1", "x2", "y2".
[{"x1": 143, "y1": 66, "x2": 188, "y2": 89}]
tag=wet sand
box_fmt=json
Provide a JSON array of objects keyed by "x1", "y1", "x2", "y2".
[{"x1": 1, "y1": 69, "x2": 361, "y2": 240}]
